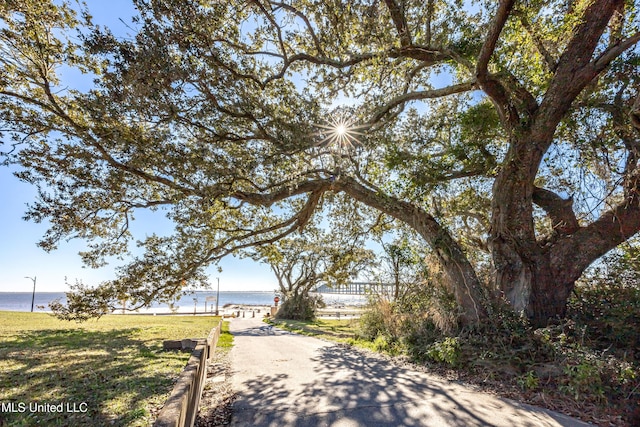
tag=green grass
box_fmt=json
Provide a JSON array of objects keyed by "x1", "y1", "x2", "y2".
[
  {"x1": 268, "y1": 318, "x2": 393, "y2": 356},
  {"x1": 270, "y1": 318, "x2": 398, "y2": 354},
  {"x1": 217, "y1": 320, "x2": 233, "y2": 348},
  {"x1": 269, "y1": 318, "x2": 359, "y2": 341},
  {"x1": 0, "y1": 312, "x2": 221, "y2": 427}
]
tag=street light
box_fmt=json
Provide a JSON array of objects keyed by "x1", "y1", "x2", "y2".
[
  {"x1": 24, "y1": 276, "x2": 36, "y2": 312},
  {"x1": 215, "y1": 277, "x2": 220, "y2": 316}
]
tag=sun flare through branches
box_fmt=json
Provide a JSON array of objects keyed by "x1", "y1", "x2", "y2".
[{"x1": 312, "y1": 113, "x2": 368, "y2": 155}]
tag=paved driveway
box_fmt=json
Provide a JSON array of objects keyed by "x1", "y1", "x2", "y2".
[{"x1": 229, "y1": 317, "x2": 592, "y2": 427}]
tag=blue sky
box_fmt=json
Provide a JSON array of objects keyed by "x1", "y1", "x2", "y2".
[
  {"x1": 0, "y1": 0, "x2": 277, "y2": 293},
  {"x1": 0, "y1": 161, "x2": 277, "y2": 292}
]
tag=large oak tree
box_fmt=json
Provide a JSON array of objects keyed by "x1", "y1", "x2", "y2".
[{"x1": 1, "y1": 0, "x2": 639, "y2": 325}]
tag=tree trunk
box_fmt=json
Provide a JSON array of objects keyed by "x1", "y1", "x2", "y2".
[
  {"x1": 489, "y1": 137, "x2": 542, "y2": 313},
  {"x1": 336, "y1": 177, "x2": 488, "y2": 325},
  {"x1": 482, "y1": 0, "x2": 631, "y2": 326},
  {"x1": 491, "y1": 232, "x2": 582, "y2": 326},
  {"x1": 492, "y1": 240, "x2": 575, "y2": 326},
  {"x1": 491, "y1": 138, "x2": 640, "y2": 326},
  {"x1": 528, "y1": 253, "x2": 575, "y2": 326}
]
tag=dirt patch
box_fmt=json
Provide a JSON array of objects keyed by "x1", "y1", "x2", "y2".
[{"x1": 195, "y1": 348, "x2": 236, "y2": 427}]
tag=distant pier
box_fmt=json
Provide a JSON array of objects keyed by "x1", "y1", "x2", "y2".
[{"x1": 313, "y1": 282, "x2": 395, "y2": 296}]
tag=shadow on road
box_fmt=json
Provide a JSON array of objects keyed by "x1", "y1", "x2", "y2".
[
  {"x1": 231, "y1": 324, "x2": 280, "y2": 337},
  {"x1": 233, "y1": 334, "x2": 579, "y2": 426}
]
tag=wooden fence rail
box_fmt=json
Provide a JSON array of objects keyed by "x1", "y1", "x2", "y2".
[{"x1": 154, "y1": 320, "x2": 222, "y2": 427}]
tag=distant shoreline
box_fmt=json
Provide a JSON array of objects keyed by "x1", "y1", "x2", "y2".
[{"x1": 0, "y1": 291, "x2": 366, "y2": 312}]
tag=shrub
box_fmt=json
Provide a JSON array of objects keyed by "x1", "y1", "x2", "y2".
[
  {"x1": 357, "y1": 297, "x2": 395, "y2": 341},
  {"x1": 425, "y1": 337, "x2": 461, "y2": 366},
  {"x1": 516, "y1": 371, "x2": 539, "y2": 391},
  {"x1": 358, "y1": 250, "x2": 470, "y2": 367},
  {"x1": 275, "y1": 293, "x2": 324, "y2": 321},
  {"x1": 569, "y1": 280, "x2": 640, "y2": 361}
]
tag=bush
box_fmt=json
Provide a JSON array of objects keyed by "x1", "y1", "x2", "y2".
[
  {"x1": 569, "y1": 243, "x2": 640, "y2": 359},
  {"x1": 357, "y1": 269, "x2": 460, "y2": 360},
  {"x1": 559, "y1": 348, "x2": 638, "y2": 406},
  {"x1": 275, "y1": 293, "x2": 325, "y2": 321},
  {"x1": 569, "y1": 280, "x2": 640, "y2": 361},
  {"x1": 516, "y1": 371, "x2": 539, "y2": 391},
  {"x1": 357, "y1": 298, "x2": 395, "y2": 341},
  {"x1": 425, "y1": 337, "x2": 461, "y2": 366}
]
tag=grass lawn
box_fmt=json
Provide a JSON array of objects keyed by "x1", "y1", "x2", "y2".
[
  {"x1": 0, "y1": 312, "x2": 220, "y2": 426},
  {"x1": 269, "y1": 318, "x2": 359, "y2": 341},
  {"x1": 269, "y1": 318, "x2": 390, "y2": 354}
]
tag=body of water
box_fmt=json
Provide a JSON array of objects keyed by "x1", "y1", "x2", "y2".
[
  {"x1": 0, "y1": 291, "x2": 275, "y2": 313},
  {"x1": 0, "y1": 291, "x2": 366, "y2": 313}
]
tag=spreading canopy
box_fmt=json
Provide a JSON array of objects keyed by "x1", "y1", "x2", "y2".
[{"x1": 1, "y1": 0, "x2": 639, "y2": 324}]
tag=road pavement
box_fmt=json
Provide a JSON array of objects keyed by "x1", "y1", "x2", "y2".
[{"x1": 228, "y1": 317, "x2": 592, "y2": 427}]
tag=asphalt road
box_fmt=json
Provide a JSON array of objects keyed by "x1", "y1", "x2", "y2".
[{"x1": 229, "y1": 317, "x2": 592, "y2": 427}]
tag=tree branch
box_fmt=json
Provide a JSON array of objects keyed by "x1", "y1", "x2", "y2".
[
  {"x1": 271, "y1": 1, "x2": 324, "y2": 56},
  {"x1": 205, "y1": 205, "x2": 317, "y2": 263},
  {"x1": 475, "y1": 0, "x2": 519, "y2": 131},
  {"x1": 552, "y1": 186, "x2": 640, "y2": 282},
  {"x1": 476, "y1": 0, "x2": 515, "y2": 78},
  {"x1": 251, "y1": 0, "x2": 288, "y2": 61},
  {"x1": 390, "y1": 46, "x2": 451, "y2": 65},
  {"x1": 518, "y1": 14, "x2": 557, "y2": 72},
  {"x1": 425, "y1": 0, "x2": 434, "y2": 46},
  {"x1": 632, "y1": 91, "x2": 640, "y2": 132},
  {"x1": 536, "y1": 0, "x2": 626, "y2": 138},
  {"x1": 332, "y1": 175, "x2": 487, "y2": 323},
  {"x1": 498, "y1": 71, "x2": 539, "y2": 116},
  {"x1": 231, "y1": 179, "x2": 332, "y2": 207},
  {"x1": 383, "y1": 0, "x2": 412, "y2": 47},
  {"x1": 532, "y1": 186, "x2": 579, "y2": 235},
  {"x1": 262, "y1": 52, "x2": 379, "y2": 86},
  {"x1": 369, "y1": 81, "x2": 476, "y2": 123},
  {"x1": 593, "y1": 31, "x2": 640, "y2": 73}
]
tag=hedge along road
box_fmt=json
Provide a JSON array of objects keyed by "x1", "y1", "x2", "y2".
[{"x1": 228, "y1": 317, "x2": 592, "y2": 427}]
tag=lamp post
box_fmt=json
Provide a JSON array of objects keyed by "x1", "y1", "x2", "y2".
[
  {"x1": 25, "y1": 276, "x2": 36, "y2": 312},
  {"x1": 215, "y1": 277, "x2": 220, "y2": 316}
]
